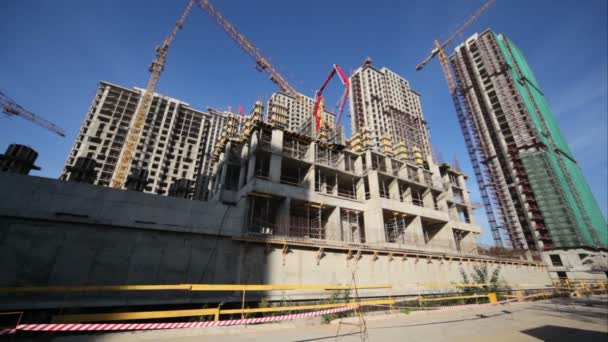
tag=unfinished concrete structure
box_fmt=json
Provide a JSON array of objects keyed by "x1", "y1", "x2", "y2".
[
  {"x1": 349, "y1": 60, "x2": 432, "y2": 163},
  {"x1": 267, "y1": 92, "x2": 335, "y2": 133},
  {"x1": 209, "y1": 102, "x2": 483, "y2": 255},
  {"x1": 60, "y1": 81, "x2": 244, "y2": 200},
  {"x1": 450, "y1": 30, "x2": 607, "y2": 252},
  {"x1": 0, "y1": 170, "x2": 551, "y2": 311},
  {"x1": 0, "y1": 144, "x2": 40, "y2": 175}
]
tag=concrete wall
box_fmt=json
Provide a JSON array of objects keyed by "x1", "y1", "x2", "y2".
[
  {"x1": 0, "y1": 173, "x2": 552, "y2": 310},
  {"x1": 542, "y1": 248, "x2": 608, "y2": 281}
]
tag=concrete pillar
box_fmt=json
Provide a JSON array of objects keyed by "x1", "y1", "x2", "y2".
[
  {"x1": 363, "y1": 208, "x2": 386, "y2": 244},
  {"x1": 366, "y1": 171, "x2": 381, "y2": 200},
  {"x1": 218, "y1": 142, "x2": 231, "y2": 191},
  {"x1": 356, "y1": 178, "x2": 366, "y2": 201},
  {"x1": 326, "y1": 206, "x2": 342, "y2": 241},
  {"x1": 307, "y1": 142, "x2": 316, "y2": 163},
  {"x1": 269, "y1": 130, "x2": 283, "y2": 182},
  {"x1": 388, "y1": 178, "x2": 399, "y2": 201},
  {"x1": 364, "y1": 151, "x2": 373, "y2": 173},
  {"x1": 402, "y1": 186, "x2": 412, "y2": 204},
  {"x1": 238, "y1": 143, "x2": 250, "y2": 188},
  {"x1": 246, "y1": 133, "x2": 259, "y2": 181},
  {"x1": 422, "y1": 188, "x2": 433, "y2": 209},
  {"x1": 407, "y1": 216, "x2": 424, "y2": 246},
  {"x1": 277, "y1": 197, "x2": 291, "y2": 234},
  {"x1": 354, "y1": 154, "x2": 363, "y2": 174}
]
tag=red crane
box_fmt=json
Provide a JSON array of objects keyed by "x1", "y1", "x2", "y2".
[{"x1": 312, "y1": 64, "x2": 349, "y2": 131}]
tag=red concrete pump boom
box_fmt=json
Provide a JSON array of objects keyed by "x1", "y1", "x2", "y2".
[{"x1": 312, "y1": 64, "x2": 350, "y2": 131}]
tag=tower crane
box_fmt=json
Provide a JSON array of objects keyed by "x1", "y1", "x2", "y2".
[
  {"x1": 414, "y1": 0, "x2": 504, "y2": 246},
  {"x1": 198, "y1": 0, "x2": 298, "y2": 96},
  {"x1": 0, "y1": 90, "x2": 66, "y2": 137},
  {"x1": 110, "y1": 0, "x2": 196, "y2": 188}
]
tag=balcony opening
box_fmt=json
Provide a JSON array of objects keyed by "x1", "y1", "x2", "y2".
[
  {"x1": 371, "y1": 153, "x2": 386, "y2": 172},
  {"x1": 378, "y1": 175, "x2": 392, "y2": 199},
  {"x1": 453, "y1": 229, "x2": 470, "y2": 253},
  {"x1": 280, "y1": 158, "x2": 309, "y2": 187},
  {"x1": 254, "y1": 151, "x2": 271, "y2": 179},
  {"x1": 337, "y1": 174, "x2": 359, "y2": 200},
  {"x1": 421, "y1": 218, "x2": 444, "y2": 245},
  {"x1": 247, "y1": 194, "x2": 280, "y2": 235},
  {"x1": 223, "y1": 164, "x2": 240, "y2": 191},
  {"x1": 283, "y1": 136, "x2": 309, "y2": 159},
  {"x1": 383, "y1": 210, "x2": 413, "y2": 244},
  {"x1": 340, "y1": 208, "x2": 365, "y2": 243},
  {"x1": 288, "y1": 201, "x2": 332, "y2": 240},
  {"x1": 314, "y1": 166, "x2": 337, "y2": 195},
  {"x1": 411, "y1": 187, "x2": 424, "y2": 207}
]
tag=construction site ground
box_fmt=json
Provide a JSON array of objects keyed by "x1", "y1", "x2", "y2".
[{"x1": 34, "y1": 295, "x2": 608, "y2": 342}]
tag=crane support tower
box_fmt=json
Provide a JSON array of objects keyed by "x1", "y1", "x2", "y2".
[
  {"x1": 415, "y1": 0, "x2": 504, "y2": 246},
  {"x1": 312, "y1": 64, "x2": 350, "y2": 131},
  {"x1": 0, "y1": 90, "x2": 66, "y2": 137},
  {"x1": 110, "y1": 0, "x2": 196, "y2": 188}
]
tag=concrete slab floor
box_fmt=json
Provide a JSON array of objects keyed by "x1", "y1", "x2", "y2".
[{"x1": 25, "y1": 296, "x2": 608, "y2": 342}]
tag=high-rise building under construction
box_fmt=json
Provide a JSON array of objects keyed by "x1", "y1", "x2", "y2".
[
  {"x1": 450, "y1": 29, "x2": 607, "y2": 250},
  {"x1": 60, "y1": 81, "x2": 241, "y2": 200},
  {"x1": 349, "y1": 59, "x2": 432, "y2": 164}
]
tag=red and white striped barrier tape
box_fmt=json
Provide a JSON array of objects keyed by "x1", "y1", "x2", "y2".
[
  {"x1": 4, "y1": 305, "x2": 359, "y2": 334},
  {"x1": 0, "y1": 328, "x2": 16, "y2": 335}
]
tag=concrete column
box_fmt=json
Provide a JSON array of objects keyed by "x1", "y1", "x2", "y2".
[
  {"x1": 307, "y1": 142, "x2": 316, "y2": 163},
  {"x1": 422, "y1": 188, "x2": 433, "y2": 208},
  {"x1": 402, "y1": 186, "x2": 412, "y2": 204},
  {"x1": 238, "y1": 143, "x2": 250, "y2": 188},
  {"x1": 388, "y1": 178, "x2": 399, "y2": 201},
  {"x1": 384, "y1": 156, "x2": 392, "y2": 174},
  {"x1": 407, "y1": 216, "x2": 424, "y2": 246},
  {"x1": 356, "y1": 178, "x2": 365, "y2": 201},
  {"x1": 277, "y1": 197, "x2": 291, "y2": 233},
  {"x1": 305, "y1": 166, "x2": 316, "y2": 191},
  {"x1": 269, "y1": 130, "x2": 283, "y2": 182},
  {"x1": 354, "y1": 154, "x2": 363, "y2": 174},
  {"x1": 363, "y1": 208, "x2": 386, "y2": 244},
  {"x1": 366, "y1": 171, "x2": 381, "y2": 200},
  {"x1": 326, "y1": 206, "x2": 342, "y2": 241},
  {"x1": 246, "y1": 133, "x2": 259, "y2": 182},
  {"x1": 364, "y1": 151, "x2": 373, "y2": 173}
]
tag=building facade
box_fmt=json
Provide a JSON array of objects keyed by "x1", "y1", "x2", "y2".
[
  {"x1": 349, "y1": 60, "x2": 432, "y2": 162},
  {"x1": 209, "y1": 110, "x2": 484, "y2": 255},
  {"x1": 267, "y1": 92, "x2": 337, "y2": 135},
  {"x1": 61, "y1": 81, "x2": 240, "y2": 200},
  {"x1": 450, "y1": 30, "x2": 607, "y2": 251}
]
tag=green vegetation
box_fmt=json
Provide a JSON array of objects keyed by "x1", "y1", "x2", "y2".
[
  {"x1": 459, "y1": 264, "x2": 506, "y2": 303},
  {"x1": 320, "y1": 289, "x2": 352, "y2": 324}
]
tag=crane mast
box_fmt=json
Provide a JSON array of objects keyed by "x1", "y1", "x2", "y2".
[
  {"x1": 110, "y1": 0, "x2": 196, "y2": 188},
  {"x1": 415, "y1": 0, "x2": 504, "y2": 246},
  {"x1": 198, "y1": 0, "x2": 298, "y2": 96},
  {"x1": 0, "y1": 90, "x2": 66, "y2": 137}
]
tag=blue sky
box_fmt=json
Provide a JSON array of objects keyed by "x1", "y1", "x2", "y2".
[{"x1": 2, "y1": 0, "x2": 606, "y2": 245}]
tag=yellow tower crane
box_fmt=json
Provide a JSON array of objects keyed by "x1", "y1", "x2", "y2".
[
  {"x1": 110, "y1": 0, "x2": 196, "y2": 188},
  {"x1": 111, "y1": 0, "x2": 299, "y2": 188}
]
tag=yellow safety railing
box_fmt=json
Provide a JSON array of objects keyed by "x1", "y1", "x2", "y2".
[
  {"x1": 0, "y1": 283, "x2": 390, "y2": 293},
  {"x1": 6, "y1": 280, "x2": 604, "y2": 325}
]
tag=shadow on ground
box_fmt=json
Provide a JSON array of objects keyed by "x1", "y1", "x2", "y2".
[{"x1": 521, "y1": 325, "x2": 607, "y2": 341}]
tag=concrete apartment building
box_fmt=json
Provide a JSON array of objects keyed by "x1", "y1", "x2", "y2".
[
  {"x1": 450, "y1": 30, "x2": 607, "y2": 279},
  {"x1": 60, "y1": 81, "x2": 241, "y2": 200},
  {"x1": 349, "y1": 59, "x2": 432, "y2": 162},
  {"x1": 209, "y1": 102, "x2": 482, "y2": 255},
  {"x1": 267, "y1": 91, "x2": 338, "y2": 138}
]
